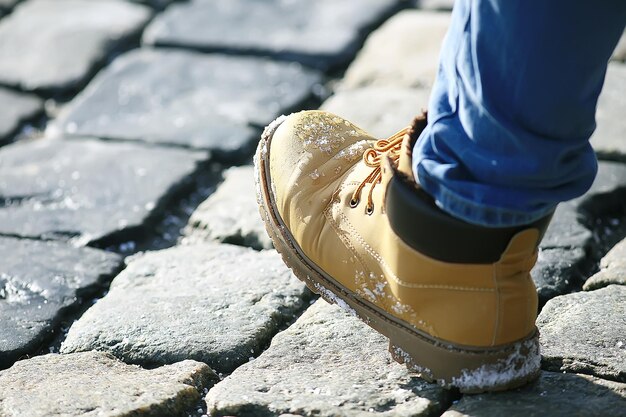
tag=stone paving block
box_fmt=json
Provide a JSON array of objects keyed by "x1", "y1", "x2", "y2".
[
  {"x1": 0, "y1": 0, "x2": 151, "y2": 94},
  {"x1": 592, "y1": 63, "x2": 626, "y2": 158},
  {"x1": 576, "y1": 160, "x2": 626, "y2": 239},
  {"x1": 0, "y1": 87, "x2": 42, "y2": 144},
  {"x1": 612, "y1": 30, "x2": 626, "y2": 62},
  {"x1": 206, "y1": 300, "x2": 452, "y2": 417},
  {"x1": 531, "y1": 246, "x2": 587, "y2": 308},
  {"x1": 584, "y1": 238, "x2": 626, "y2": 290},
  {"x1": 0, "y1": 237, "x2": 122, "y2": 368},
  {"x1": 537, "y1": 285, "x2": 626, "y2": 382},
  {"x1": 61, "y1": 243, "x2": 311, "y2": 374},
  {"x1": 142, "y1": 0, "x2": 402, "y2": 71},
  {"x1": 532, "y1": 161, "x2": 626, "y2": 305},
  {"x1": 0, "y1": 137, "x2": 208, "y2": 246},
  {"x1": 583, "y1": 159, "x2": 626, "y2": 200},
  {"x1": 441, "y1": 371, "x2": 626, "y2": 417},
  {"x1": 532, "y1": 201, "x2": 592, "y2": 306},
  {"x1": 184, "y1": 166, "x2": 272, "y2": 250},
  {"x1": 320, "y1": 87, "x2": 431, "y2": 138},
  {"x1": 0, "y1": 351, "x2": 217, "y2": 417},
  {"x1": 50, "y1": 49, "x2": 321, "y2": 160},
  {"x1": 341, "y1": 10, "x2": 450, "y2": 90}
]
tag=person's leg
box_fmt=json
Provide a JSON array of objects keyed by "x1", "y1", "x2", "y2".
[
  {"x1": 254, "y1": 0, "x2": 623, "y2": 392},
  {"x1": 414, "y1": 0, "x2": 626, "y2": 227}
]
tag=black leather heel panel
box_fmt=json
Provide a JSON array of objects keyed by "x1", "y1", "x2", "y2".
[{"x1": 385, "y1": 175, "x2": 552, "y2": 264}]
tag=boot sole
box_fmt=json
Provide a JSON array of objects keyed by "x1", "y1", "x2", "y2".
[{"x1": 253, "y1": 117, "x2": 541, "y2": 393}]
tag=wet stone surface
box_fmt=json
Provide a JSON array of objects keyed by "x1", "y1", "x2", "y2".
[
  {"x1": 0, "y1": 351, "x2": 217, "y2": 417},
  {"x1": 142, "y1": 0, "x2": 402, "y2": 71},
  {"x1": 321, "y1": 87, "x2": 431, "y2": 138},
  {"x1": 61, "y1": 243, "x2": 311, "y2": 374},
  {"x1": 0, "y1": 237, "x2": 122, "y2": 369},
  {"x1": 0, "y1": 87, "x2": 43, "y2": 144},
  {"x1": 184, "y1": 166, "x2": 272, "y2": 250},
  {"x1": 341, "y1": 10, "x2": 450, "y2": 89},
  {"x1": 206, "y1": 300, "x2": 452, "y2": 417},
  {"x1": 51, "y1": 49, "x2": 322, "y2": 161},
  {"x1": 0, "y1": 137, "x2": 208, "y2": 246},
  {"x1": 584, "y1": 238, "x2": 626, "y2": 290},
  {"x1": 441, "y1": 371, "x2": 626, "y2": 417},
  {"x1": 0, "y1": 0, "x2": 151, "y2": 94},
  {"x1": 537, "y1": 285, "x2": 626, "y2": 383},
  {"x1": 592, "y1": 63, "x2": 626, "y2": 159}
]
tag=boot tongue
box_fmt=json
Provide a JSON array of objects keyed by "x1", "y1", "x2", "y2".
[{"x1": 396, "y1": 113, "x2": 427, "y2": 181}]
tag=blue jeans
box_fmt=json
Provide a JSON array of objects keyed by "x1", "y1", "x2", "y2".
[{"x1": 412, "y1": 0, "x2": 626, "y2": 227}]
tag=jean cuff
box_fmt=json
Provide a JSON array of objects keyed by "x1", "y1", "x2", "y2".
[{"x1": 416, "y1": 167, "x2": 557, "y2": 228}]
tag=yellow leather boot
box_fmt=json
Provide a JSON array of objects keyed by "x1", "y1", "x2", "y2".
[{"x1": 254, "y1": 110, "x2": 552, "y2": 393}]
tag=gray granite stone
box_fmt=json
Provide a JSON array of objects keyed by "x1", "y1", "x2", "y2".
[
  {"x1": 0, "y1": 351, "x2": 217, "y2": 417},
  {"x1": 540, "y1": 202, "x2": 592, "y2": 250},
  {"x1": 592, "y1": 63, "x2": 626, "y2": 158},
  {"x1": 612, "y1": 30, "x2": 626, "y2": 62},
  {"x1": 321, "y1": 87, "x2": 431, "y2": 138},
  {"x1": 50, "y1": 49, "x2": 321, "y2": 160},
  {"x1": 532, "y1": 161, "x2": 626, "y2": 304},
  {"x1": 583, "y1": 160, "x2": 626, "y2": 198},
  {"x1": 584, "y1": 238, "x2": 626, "y2": 290},
  {"x1": 531, "y1": 246, "x2": 587, "y2": 308},
  {"x1": 0, "y1": 137, "x2": 208, "y2": 246},
  {"x1": 341, "y1": 10, "x2": 450, "y2": 89},
  {"x1": 143, "y1": 0, "x2": 402, "y2": 71},
  {"x1": 576, "y1": 160, "x2": 626, "y2": 253},
  {"x1": 532, "y1": 201, "x2": 592, "y2": 306},
  {"x1": 61, "y1": 243, "x2": 310, "y2": 374},
  {"x1": 0, "y1": 0, "x2": 151, "y2": 94},
  {"x1": 184, "y1": 166, "x2": 271, "y2": 250},
  {"x1": 206, "y1": 300, "x2": 451, "y2": 417},
  {"x1": 0, "y1": 236, "x2": 122, "y2": 368},
  {"x1": 441, "y1": 372, "x2": 626, "y2": 417},
  {"x1": 537, "y1": 285, "x2": 626, "y2": 382},
  {"x1": 0, "y1": 87, "x2": 42, "y2": 144}
]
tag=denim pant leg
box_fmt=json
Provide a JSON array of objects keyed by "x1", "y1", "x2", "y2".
[{"x1": 412, "y1": 0, "x2": 626, "y2": 227}]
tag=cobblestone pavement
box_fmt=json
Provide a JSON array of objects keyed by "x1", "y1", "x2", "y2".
[{"x1": 0, "y1": 1, "x2": 625, "y2": 416}]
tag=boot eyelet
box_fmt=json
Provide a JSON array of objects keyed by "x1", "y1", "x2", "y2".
[
  {"x1": 349, "y1": 198, "x2": 359, "y2": 208},
  {"x1": 365, "y1": 205, "x2": 374, "y2": 215}
]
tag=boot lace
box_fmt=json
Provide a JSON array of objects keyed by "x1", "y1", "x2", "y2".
[{"x1": 349, "y1": 127, "x2": 408, "y2": 214}]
